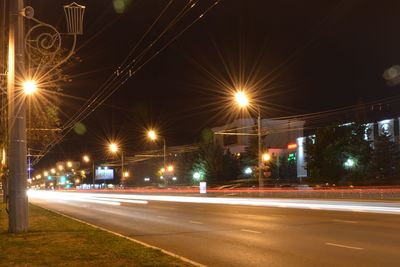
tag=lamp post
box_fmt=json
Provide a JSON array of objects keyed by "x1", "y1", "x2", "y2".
[
  {"x1": 24, "y1": 80, "x2": 37, "y2": 187},
  {"x1": 147, "y1": 130, "x2": 167, "y2": 175},
  {"x1": 234, "y1": 91, "x2": 264, "y2": 190},
  {"x1": 109, "y1": 143, "x2": 124, "y2": 187},
  {"x1": 7, "y1": 1, "x2": 85, "y2": 233},
  {"x1": 83, "y1": 155, "x2": 95, "y2": 189}
]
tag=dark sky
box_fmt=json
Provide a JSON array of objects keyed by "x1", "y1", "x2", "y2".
[{"x1": 30, "y1": 0, "x2": 400, "y2": 167}]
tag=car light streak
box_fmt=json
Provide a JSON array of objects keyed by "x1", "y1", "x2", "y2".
[
  {"x1": 27, "y1": 190, "x2": 400, "y2": 214},
  {"x1": 28, "y1": 190, "x2": 121, "y2": 206}
]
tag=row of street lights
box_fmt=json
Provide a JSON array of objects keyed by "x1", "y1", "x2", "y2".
[{"x1": 33, "y1": 129, "x2": 169, "y2": 190}]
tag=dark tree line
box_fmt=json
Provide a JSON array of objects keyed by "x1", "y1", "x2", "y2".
[{"x1": 305, "y1": 123, "x2": 400, "y2": 185}]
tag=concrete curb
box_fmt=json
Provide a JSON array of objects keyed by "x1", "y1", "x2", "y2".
[{"x1": 32, "y1": 203, "x2": 206, "y2": 267}]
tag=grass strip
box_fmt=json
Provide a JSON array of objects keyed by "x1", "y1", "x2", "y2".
[{"x1": 0, "y1": 203, "x2": 192, "y2": 266}]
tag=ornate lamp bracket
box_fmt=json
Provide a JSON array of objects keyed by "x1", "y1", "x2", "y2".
[{"x1": 21, "y1": 3, "x2": 85, "y2": 77}]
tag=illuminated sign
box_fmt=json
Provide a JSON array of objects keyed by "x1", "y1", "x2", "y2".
[
  {"x1": 59, "y1": 176, "x2": 66, "y2": 185},
  {"x1": 95, "y1": 168, "x2": 114, "y2": 180},
  {"x1": 287, "y1": 143, "x2": 297, "y2": 149}
]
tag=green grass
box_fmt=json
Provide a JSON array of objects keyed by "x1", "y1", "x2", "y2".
[{"x1": 0, "y1": 203, "x2": 192, "y2": 267}]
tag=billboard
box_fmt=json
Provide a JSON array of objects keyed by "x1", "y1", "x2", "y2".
[{"x1": 95, "y1": 168, "x2": 114, "y2": 180}]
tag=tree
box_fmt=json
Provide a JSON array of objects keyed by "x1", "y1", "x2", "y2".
[
  {"x1": 190, "y1": 129, "x2": 240, "y2": 184},
  {"x1": 369, "y1": 134, "x2": 400, "y2": 181},
  {"x1": 305, "y1": 123, "x2": 371, "y2": 184}
]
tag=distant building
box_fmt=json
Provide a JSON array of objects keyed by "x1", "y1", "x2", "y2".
[{"x1": 212, "y1": 118, "x2": 306, "y2": 178}]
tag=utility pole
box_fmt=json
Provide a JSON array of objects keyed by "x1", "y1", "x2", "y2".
[
  {"x1": 8, "y1": 0, "x2": 28, "y2": 233},
  {"x1": 0, "y1": 0, "x2": 8, "y2": 203},
  {"x1": 163, "y1": 138, "x2": 166, "y2": 171},
  {"x1": 121, "y1": 151, "x2": 124, "y2": 186},
  {"x1": 257, "y1": 106, "x2": 264, "y2": 190}
]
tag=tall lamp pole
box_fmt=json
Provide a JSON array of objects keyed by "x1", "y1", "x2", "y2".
[
  {"x1": 109, "y1": 143, "x2": 125, "y2": 186},
  {"x1": 7, "y1": 2, "x2": 85, "y2": 233},
  {"x1": 257, "y1": 106, "x2": 263, "y2": 189},
  {"x1": 8, "y1": 0, "x2": 28, "y2": 233},
  {"x1": 147, "y1": 130, "x2": 167, "y2": 172},
  {"x1": 163, "y1": 137, "x2": 166, "y2": 171},
  {"x1": 234, "y1": 91, "x2": 264, "y2": 190},
  {"x1": 83, "y1": 155, "x2": 95, "y2": 189}
]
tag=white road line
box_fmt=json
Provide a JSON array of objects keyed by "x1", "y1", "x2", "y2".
[
  {"x1": 157, "y1": 215, "x2": 167, "y2": 219},
  {"x1": 240, "y1": 229, "x2": 262, "y2": 234},
  {"x1": 271, "y1": 214, "x2": 285, "y2": 217},
  {"x1": 333, "y1": 219, "x2": 358, "y2": 224},
  {"x1": 325, "y1": 242, "x2": 364, "y2": 250},
  {"x1": 189, "y1": 220, "x2": 204, "y2": 225}
]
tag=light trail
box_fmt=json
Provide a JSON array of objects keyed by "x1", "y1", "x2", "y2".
[{"x1": 27, "y1": 190, "x2": 400, "y2": 214}]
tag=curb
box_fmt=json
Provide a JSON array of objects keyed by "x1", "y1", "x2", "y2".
[{"x1": 32, "y1": 204, "x2": 206, "y2": 267}]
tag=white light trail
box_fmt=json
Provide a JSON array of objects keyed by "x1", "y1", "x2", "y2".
[{"x1": 27, "y1": 190, "x2": 400, "y2": 214}]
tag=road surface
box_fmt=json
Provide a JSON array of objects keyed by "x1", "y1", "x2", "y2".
[{"x1": 30, "y1": 192, "x2": 400, "y2": 267}]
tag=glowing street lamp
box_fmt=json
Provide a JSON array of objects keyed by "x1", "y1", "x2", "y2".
[
  {"x1": 58, "y1": 165, "x2": 63, "y2": 171},
  {"x1": 109, "y1": 143, "x2": 118, "y2": 153},
  {"x1": 147, "y1": 130, "x2": 157, "y2": 141},
  {"x1": 23, "y1": 80, "x2": 37, "y2": 95},
  {"x1": 167, "y1": 165, "x2": 174, "y2": 172},
  {"x1": 50, "y1": 168, "x2": 56, "y2": 174},
  {"x1": 83, "y1": 155, "x2": 89, "y2": 163},
  {"x1": 67, "y1": 161, "x2": 73, "y2": 168},
  {"x1": 234, "y1": 91, "x2": 249, "y2": 108},
  {"x1": 262, "y1": 153, "x2": 271, "y2": 162},
  {"x1": 193, "y1": 171, "x2": 201, "y2": 180}
]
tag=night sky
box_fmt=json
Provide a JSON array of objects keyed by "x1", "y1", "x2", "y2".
[{"x1": 30, "y1": 0, "x2": 400, "y2": 167}]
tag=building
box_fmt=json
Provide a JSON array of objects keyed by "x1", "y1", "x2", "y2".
[{"x1": 212, "y1": 118, "x2": 306, "y2": 178}]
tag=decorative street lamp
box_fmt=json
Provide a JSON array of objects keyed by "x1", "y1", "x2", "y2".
[{"x1": 7, "y1": 1, "x2": 85, "y2": 233}]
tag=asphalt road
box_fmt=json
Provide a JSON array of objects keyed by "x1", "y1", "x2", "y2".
[{"x1": 30, "y1": 194, "x2": 400, "y2": 267}]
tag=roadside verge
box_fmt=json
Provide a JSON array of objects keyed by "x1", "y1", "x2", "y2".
[{"x1": 0, "y1": 203, "x2": 198, "y2": 266}]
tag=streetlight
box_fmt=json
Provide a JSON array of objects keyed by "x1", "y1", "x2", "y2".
[
  {"x1": 262, "y1": 153, "x2": 271, "y2": 162},
  {"x1": 108, "y1": 143, "x2": 124, "y2": 187},
  {"x1": 233, "y1": 90, "x2": 264, "y2": 189},
  {"x1": 82, "y1": 155, "x2": 95, "y2": 189},
  {"x1": 7, "y1": 1, "x2": 86, "y2": 232},
  {"x1": 109, "y1": 143, "x2": 118, "y2": 153},
  {"x1": 23, "y1": 80, "x2": 37, "y2": 95},
  {"x1": 147, "y1": 129, "x2": 167, "y2": 177}
]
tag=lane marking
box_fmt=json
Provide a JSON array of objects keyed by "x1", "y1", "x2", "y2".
[
  {"x1": 332, "y1": 219, "x2": 358, "y2": 224},
  {"x1": 157, "y1": 215, "x2": 167, "y2": 219},
  {"x1": 325, "y1": 242, "x2": 364, "y2": 250},
  {"x1": 189, "y1": 220, "x2": 204, "y2": 225},
  {"x1": 240, "y1": 229, "x2": 261, "y2": 234},
  {"x1": 271, "y1": 214, "x2": 285, "y2": 217},
  {"x1": 32, "y1": 204, "x2": 206, "y2": 267}
]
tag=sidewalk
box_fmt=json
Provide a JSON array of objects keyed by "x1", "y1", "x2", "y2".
[{"x1": 0, "y1": 202, "x2": 193, "y2": 266}]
